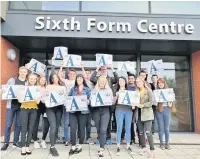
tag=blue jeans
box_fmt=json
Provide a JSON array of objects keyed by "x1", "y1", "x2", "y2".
[
  {"x1": 4, "y1": 107, "x2": 21, "y2": 144},
  {"x1": 64, "y1": 111, "x2": 70, "y2": 142},
  {"x1": 156, "y1": 107, "x2": 171, "y2": 144},
  {"x1": 115, "y1": 109, "x2": 133, "y2": 144}
]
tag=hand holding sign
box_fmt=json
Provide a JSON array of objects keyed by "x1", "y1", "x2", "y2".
[{"x1": 25, "y1": 59, "x2": 46, "y2": 76}]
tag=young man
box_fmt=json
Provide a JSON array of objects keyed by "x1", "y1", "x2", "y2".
[
  {"x1": 150, "y1": 74, "x2": 159, "y2": 135},
  {"x1": 1, "y1": 66, "x2": 28, "y2": 150},
  {"x1": 58, "y1": 62, "x2": 76, "y2": 146},
  {"x1": 82, "y1": 65, "x2": 94, "y2": 144},
  {"x1": 90, "y1": 65, "x2": 118, "y2": 145}
]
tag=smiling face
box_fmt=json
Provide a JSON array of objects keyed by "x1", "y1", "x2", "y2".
[
  {"x1": 19, "y1": 67, "x2": 28, "y2": 79},
  {"x1": 39, "y1": 77, "x2": 46, "y2": 86},
  {"x1": 128, "y1": 75, "x2": 135, "y2": 85},
  {"x1": 158, "y1": 81, "x2": 165, "y2": 89},
  {"x1": 98, "y1": 76, "x2": 107, "y2": 89},
  {"x1": 136, "y1": 78, "x2": 145, "y2": 89},
  {"x1": 139, "y1": 72, "x2": 147, "y2": 81},
  {"x1": 53, "y1": 74, "x2": 59, "y2": 84},
  {"x1": 28, "y1": 74, "x2": 37, "y2": 86},
  {"x1": 119, "y1": 78, "x2": 126, "y2": 88},
  {"x1": 85, "y1": 70, "x2": 91, "y2": 80},
  {"x1": 100, "y1": 66, "x2": 108, "y2": 76},
  {"x1": 77, "y1": 76, "x2": 84, "y2": 86},
  {"x1": 68, "y1": 70, "x2": 76, "y2": 80},
  {"x1": 152, "y1": 75, "x2": 158, "y2": 84}
]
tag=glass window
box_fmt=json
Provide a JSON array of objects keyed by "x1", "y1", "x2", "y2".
[
  {"x1": 82, "y1": 1, "x2": 149, "y2": 13},
  {"x1": 10, "y1": 1, "x2": 79, "y2": 11},
  {"x1": 151, "y1": 1, "x2": 200, "y2": 15},
  {"x1": 141, "y1": 55, "x2": 192, "y2": 131}
]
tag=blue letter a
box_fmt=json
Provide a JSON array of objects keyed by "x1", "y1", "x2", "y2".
[
  {"x1": 50, "y1": 93, "x2": 58, "y2": 106},
  {"x1": 23, "y1": 88, "x2": 34, "y2": 101},
  {"x1": 150, "y1": 62, "x2": 157, "y2": 74},
  {"x1": 70, "y1": 97, "x2": 79, "y2": 110},
  {"x1": 96, "y1": 93, "x2": 104, "y2": 105},
  {"x1": 29, "y1": 62, "x2": 38, "y2": 72},
  {"x1": 99, "y1": 55, "x2": 106, "y2": 66},
  {"x1": 6, "y1": 86, "x2": 16, "y2": 99},
  {"x1": 122, "y1": 92, "x2": 131, "y2": 105},
  {"x1": 56, "y1": 48, "x2": 63, "y2": 59},
  {"x1": 67, "y1": 56, "x2": 74, "y2": 67},
  {"x1": 159, "y1": 91, "x2": 167, "y2": 102}
]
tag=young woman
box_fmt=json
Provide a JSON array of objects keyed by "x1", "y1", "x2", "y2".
[
  {"x1": 68, "y1": 74, "x2": 91, "y2": 155},
  {"x1": 135, "y1": 77, "x2": 155, "y2": 159},
  {"x1": 33, "y1": 76, "x2": 50, "y2": 149},
  {"x1": 156, "y1": 78, "x2": 173, "y2": 150},
  {"x1": 46, "y1": 73, "x2": 65, "y2": 157},
  {"x1": 91, "y1": 75, "x2": 113, "y2": 158},
  {"x1": 114, "y1": 77, "x2": 135, "y2": 156},
  {"x1": 19, "y1": 73, "x2": 39, "y2": 155}
]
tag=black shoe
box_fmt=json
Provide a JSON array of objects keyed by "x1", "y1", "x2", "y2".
[
  {"x1": 69, "y1": 149, "x2": 75, "y2": 156},
  {"x1": 98, "y1": 150, "x2": 104, "y2": 157},
  {"x1": 116, "y1": 147, "x2": 120, "y2": 156},
  {"x1": 26, "y1": 150, "x2": 32, "y2": 155},
  {"x1": 50, "y1": 147, "x2": 59, "y2": 157},
  {"x1": 21, "y1": 151, "x2": 26, "y2": 156},
  {"x1": 65, "y1": 142, "x2": 69, "y2": 146},
  {"x1": 74, "y1": 147, "x2": 82, "y2": 154},
  {"x1": 1, "y1": 143, "x2": 9, "y2": 151}
]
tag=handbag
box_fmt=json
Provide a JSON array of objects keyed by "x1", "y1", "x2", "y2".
[{"x1": 170, "y1": 103, "x2": 177, "y2": 113}]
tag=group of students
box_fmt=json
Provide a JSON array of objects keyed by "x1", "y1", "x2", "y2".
[{"x1": 1, "y1": 59, "x2": 174, "y2": 159}]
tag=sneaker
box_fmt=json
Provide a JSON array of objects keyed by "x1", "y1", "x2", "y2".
[
  {"x1": 1, "y1": 143, "x2": 9, "y2": 151},
  {"x1": 140, "y1": 147, "x2": 150, "y2": 156},
  {"x1": 106, "y1": 139, "x2": 112, "y2": 145},
  {"x1": 160, "y1": 143, "x2": 165, "y2": 150},
  {"x1": 12, "y1": 142, "x2": 21, "y2": 148},
  {"x1": 149, "y1": 150, "x2": 155, "y2": 159},
  {"x1": 98, "y1": 150, "x2": 104, "y2": 157},
  {"x1": 74, "y1": 147, "x2": 82, "y2": 154},
  {"x1": 34, "y1": 141, "x2": 40, "y2": 149},
  {"x1": 96, "y1": 139, "x2": 100, "y2": 145},
  {"x1": 21, "y1": 147, "x2": 26, "y2": 155},
  {"x1": 65, "y1": 141, "x2": 69, "y2": 147},
  {"x1": 86, "y1": 138, "x2": 94, "y2": 145},
  {"x1": 50, "y1": 147, "x2": 59, "y2": 157},
  {"x1": 116, "y1": 147, "x2": 120, "y2": 156},
  {"x1": 165, "y1": 144, "x2": 171, "y2": 150},
  {"x1": 127, "y1": 147, "x2": 136, "y2": 155},
  {"x1": 41, "y1": 140, "x2": 47, "y2": 149},
  {"x1": 26, "y1": 147, "x2": 32, "y2": 155},
  {"x1": 69, "y1": 149, "x2": 75, "y2": 156}
]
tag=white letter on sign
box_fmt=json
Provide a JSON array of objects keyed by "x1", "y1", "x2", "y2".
[
  {"x1": 87, "y1": 18, "x2": 96, "y2": 31},
  {"x1": 35, "y1": 16, "x2": 45, "y2": 30},
  {"x1": 137, "y1": 20, "x2": 147, "y2": 33}
]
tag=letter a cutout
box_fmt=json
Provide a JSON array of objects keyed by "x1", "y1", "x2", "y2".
[
  {"x1": 29, "y1": 62, "x2": 38, "y2": 72},
  {"x1": 70, "y1": 97, "x2": 79, "y2": 110},
  {"x1": 99, "y1": 55, "x2": 106, "y2": 66},
  {"x1": 122, "y1": 92, "x2": 131, "y2": 105},
  {"x1": 23, "y1": 88, "x2": 34, "y2": 101},
  {"x1": 6, "y1": 86, "x2": 16, "y2": 99},
  {"x1": 55, "y1": 48, "x2": 63, "y2": 59},
  {"x1": 150, "y1": 62, "x2": 157, "y2": 74},
  {"x1": 50, "y1": 93, "x2": 58, "y2": 106},
  {"x1": 121, "y1": 63, "x2": 127, "y2": 71},
  {"x1": 96, "y1": 93, "x2": 104, "y2": 106},
  {"x1": 66, "y1": 56, "x2": 74, "y2": 67},
  {"x1": 159, "y1": 91, "x2": 167, "y2": 102}
]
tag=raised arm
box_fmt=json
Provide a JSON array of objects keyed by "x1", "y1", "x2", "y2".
[
  {"x1": 110, "y1": 66, "x2": 118, "y2": 84},
  {"x1": 90, "y1": 66, "x2": 100, "y2": 84},
  {"x1": 58, "y1": 60, "x2": 67, "y2": 84}
]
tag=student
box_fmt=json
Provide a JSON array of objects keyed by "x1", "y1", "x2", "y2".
[
  {"x1": 46, "y1": 72, "x2": 66, "y2": 156},
  {"x1": 82, "y1": 65, "x2": 94, "y2": 144},
  {"x1": 1, "y1": 66, "x2": 28, "y2": 151},
  {"x1": 114, "y1": 77, "x2": 135, "y2": 156},
  {"x1": 139, "y1": 70, "x2": 151, "y2": 89},
  {"x1": 91, "y1": 75, "x2": 113, "y2": 157},
  {"x1": 90, "y1": 65, "x2": 118, "y2": 145},
  {"x1": 33, "y1": 76, "x2": 49, "y2": 149},
  {"x1": 156, "y1": 78, "x2": 174, "y2": 150},
  {"x1": 20, "y1": 73, "x2": 39, "y2": 155},
  {"x1": 68, "y1": 74, "x2": 91, "y2": 155},
  {"x1": 58, "y1": 61, "x2": 76, "y2": 146},
  {"x1": 135, "y1": 77, "x2": 155, "y2": 159},
  {"x1": 150, "y1": 74, "x2": 159, "y2": 135}
]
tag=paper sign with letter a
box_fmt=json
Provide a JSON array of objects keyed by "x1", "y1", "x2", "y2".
[
  {"x1": 18, "y1": 86, "x2": 41, "y2": 103},
  {"x1": 117, "y1": 90, "x2": 140, "y2": 106},
  {"x1": 45, "y1": 91, "x2": 66, "y2": 108},
  {"x1": 53, "y1": 47, "x2": 68, "y2": 59},
  {"x1": 117, "y1": 62, "x2": 136, "y2": 71},
  {"x1": 63, "y1": 54, "x2": 82, "y2": 67},
  {"x1": 26, "y1": 58, "x2": 46, "y2": 76},
  {"x1": 96, "y1": 54, "x2": 113, "y2": 67},
  {"x1": 65, "y1": 95, "x2": 88, "y2": 112},
  {"x1": 90, "y1": 90, "x2": 113, "y2": 107},
  {"x1": 1, "y1": 85, "x2": 24, "y2": 100},
  {"x1": 153, "y1": 88, "x2": 175, "y2": 102}
]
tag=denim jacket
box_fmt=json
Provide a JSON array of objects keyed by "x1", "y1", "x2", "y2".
[{"x1": 68, "y1": 86, "x2": 91, "y2": 114}]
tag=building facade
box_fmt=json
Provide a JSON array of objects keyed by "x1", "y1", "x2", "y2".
[{"x1": 1, "y1": 1, "x2": 200, "y2": 136}]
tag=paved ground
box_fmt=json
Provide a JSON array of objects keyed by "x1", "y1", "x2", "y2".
[{"x1": 1, "y1": 133, "x2": 200, "y2": 159}]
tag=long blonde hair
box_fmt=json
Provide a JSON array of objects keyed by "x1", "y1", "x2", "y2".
[
  {"x1": 95, "y1": 75, "x2": 110, "y2": 91},
  {"x1": 135, "y1": 77, "x2": 151, "y2": 91}
]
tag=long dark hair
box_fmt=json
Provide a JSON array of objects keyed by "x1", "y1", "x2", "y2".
[
  {"x1": 139, "y1": 70, "x2": 148, "y2": 81},
  {"x1": 49, "y1": 73, "x2": 61, "y2": 85},
  {"x1": 74, "y1": 74, "x2": 88, "y2": 88},
  {"x1": 116, "y1": 76, "x2": 128, "y2": 92}
]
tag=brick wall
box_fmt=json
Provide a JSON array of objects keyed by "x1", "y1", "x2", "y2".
[
  {"x1": 192, "y1": 50, "x2": 200, "y2": 133},
  {"x1": 1, "y1": 37, "x2": 20, "y2": 136}
]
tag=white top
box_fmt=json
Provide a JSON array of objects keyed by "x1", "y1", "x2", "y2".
[{"x1": 64, "y1": 79, "x2": 75, "y2": 94}]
